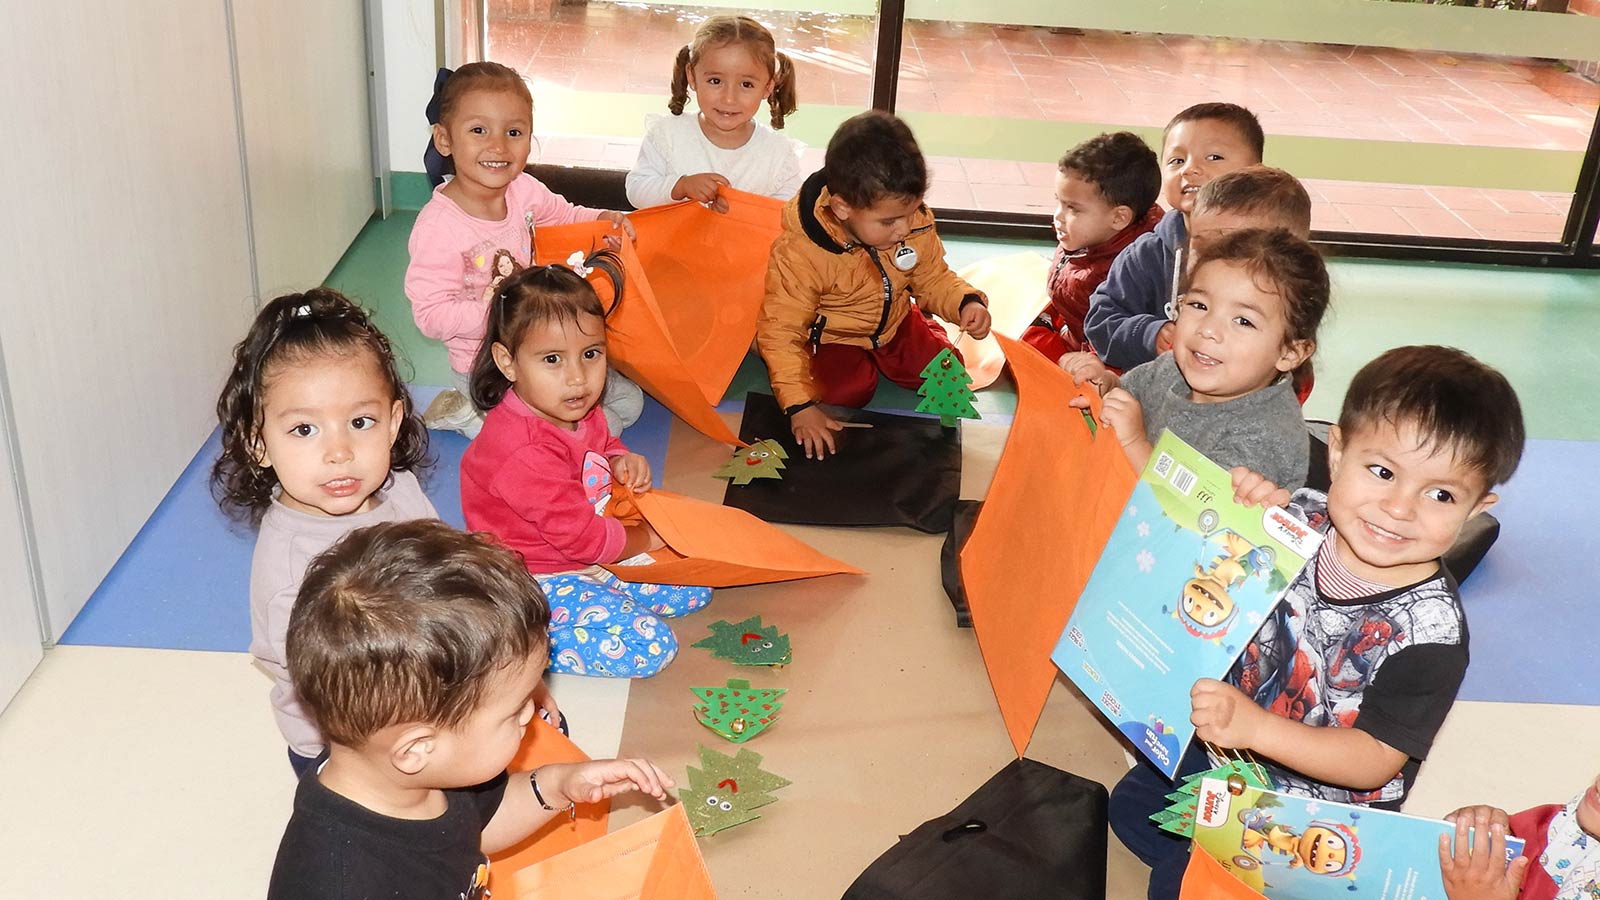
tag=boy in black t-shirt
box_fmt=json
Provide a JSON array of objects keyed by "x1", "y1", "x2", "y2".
[
  {"x1": 266, "y1": 520, "x2": 673, "y2": 900},
  {"x1": 1109, "y1": 345, "x2": 1527, "y2": 900}
]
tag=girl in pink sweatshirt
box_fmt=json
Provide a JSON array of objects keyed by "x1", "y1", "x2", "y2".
[
  {"x1": 405, "y1": 61, "x2": 643, "y2": 439},
  {"x1": 460, "y1": 252, "x2": 711, "y2": 678}
]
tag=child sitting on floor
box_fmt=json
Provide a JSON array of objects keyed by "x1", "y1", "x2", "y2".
[
  {"x1": 1063, "y1": 227, "x2": 1329, "y2": 490},
  {"x1": 1437, "y1": 770, "x2": 1598, "y2": 900},
  {"x1": 1085, "y1": 102, "x2": 1265, "y2": 370},
  {"x1": 266, "y1": 520, "x2": 672, "y2": 900},
  {"x1": 406, "y1": 61, "x2": 642, "y2": 439},
  {"x1": 1021, "y1": 131, "x2": 1163, "y2": 364},
  {"x1": 626, "y1": 15, "x2": 803, "y2": 211},
  {"x1": 1110, "y1": 345, "x2": 1526, "y2": 900},
  {"x1": 460, "y1": 253, "x2": 710, "y2": 678},
  {"x1": 758, "y1": 110, "x2": 992, "y2": 459}
]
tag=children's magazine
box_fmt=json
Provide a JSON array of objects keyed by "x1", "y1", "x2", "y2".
[
  {"x1": 1190, "y1": 777, "x2": 1525, "y2": 899},
  {"x1": 1051, "y1": 430, "x2": 1321, "y2": 777}
]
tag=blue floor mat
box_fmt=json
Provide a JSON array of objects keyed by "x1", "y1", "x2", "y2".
[
  {"x1": 1457, "y1": 438, "x2": 1597, "y2": 706},
  {"x1": 60, "y1": 391, "x2": 675, "y2": 652}
]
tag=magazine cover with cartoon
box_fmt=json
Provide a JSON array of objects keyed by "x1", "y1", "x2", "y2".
[
  {"x1": 1191, "y1": 777, "x2": 1525, "y2": 899},
  {"x1": 1052, "y1": 430, "x2": 1322, "y2": 778}
]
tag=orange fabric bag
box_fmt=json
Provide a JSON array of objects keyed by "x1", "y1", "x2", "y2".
[
  {"x1": 533, "y1": 190, "x2": 783, "y2": 446},
  {"x1": 602, "y1": 482, "x2": 863, "y2": 587},
  {"x1": 1180, "y1": 847, "x2": 1268, "y2": 899},
  {"x1": 959, "y1": 335, "x2": 1138, "y2": 756},
  {"x1": 486, "y1": 717, "x2": 610, "y2": 893},
  {"x1": 506, "y1": 803, "x2": 717, "y2": 900}
]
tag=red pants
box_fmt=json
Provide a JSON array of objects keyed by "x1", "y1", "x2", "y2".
[{"x1": 810, "y1": 312, "x2": 959, "y2": 408}]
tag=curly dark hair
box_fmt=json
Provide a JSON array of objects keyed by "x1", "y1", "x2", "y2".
[
  {"x1": 468, "y1": 249, "x2": 626, "y2": 412},
  {"x1": 211, "y1": 289, "x2": 428, "y2": 523},
  {"x1": 823, "y1": 110, "x2": 927, "y2": 208},
  {"x1": 1058, "y1": 131, "x2": 1160, "y2": 215}
]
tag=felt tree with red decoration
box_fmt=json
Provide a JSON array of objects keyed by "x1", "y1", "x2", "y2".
[
  {"x1": 684, "y1": 745, "x2": 792, "y2": 836},
  {"x1": 690, "y1": 616, "x2": 792, "y2": 666},
  {"x1": 712, "y1": 439, "x2": 788, "y2": 485},
  {"x1": 692, "y1": 678, "x2": 786, "y2": 743},
  {"x1": 916, "y1": 348, "x2": 979, "y2": 427}
]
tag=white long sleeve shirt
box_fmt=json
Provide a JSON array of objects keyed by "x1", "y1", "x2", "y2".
[{"x1": 625, "y1": 112, "x2": 804, "y2": 209}]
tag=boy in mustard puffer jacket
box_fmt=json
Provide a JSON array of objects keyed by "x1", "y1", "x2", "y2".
[{"x1": 758, "y1": 111, "x2": 991, "y2": 459}]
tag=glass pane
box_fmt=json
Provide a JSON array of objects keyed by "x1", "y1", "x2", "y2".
[
  {"x1": 486, "y1": 2, "x2": 879, "y2": 182},
  {"x1": 893, "y1": 13, "x2": 1599, "y2": 242}
]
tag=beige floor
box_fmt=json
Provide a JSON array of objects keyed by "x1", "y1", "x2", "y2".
[{"x1": 0, "y1": 411, "x2": 1588, "y2": 899}]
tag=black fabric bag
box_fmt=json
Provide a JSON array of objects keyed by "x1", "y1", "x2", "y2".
[
  {"x1": 842, "y1": 758, "x2": 1109, "y2": 900},
  {"x1": 722, "y1": 392, "x2": 961, "y2": 534},
  {"x1": 940, "y1": 499, "x2": 984, "y2": 628}
]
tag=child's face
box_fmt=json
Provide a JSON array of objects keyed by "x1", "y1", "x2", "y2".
[
  {"x1": 256, "y1": 351, "x2": 404, "y2": 517},
  {"x1": 1325, "y1": 419, "x2": 1497, "y2": 587},
  {"x1": 1052, "y1": 170, "x2": 1130, "y2": 253},
  {"x1": 1578, "y1": 774, "x2": 1600, "y2": 837},
  {"x1": 689, "y1": 42, "x2": 772, "y2": 142},
  {"x1": 1173, "y1": 259, "x2": 1308, "y2": 404},
  {"x1": 433, "y1": 89, "x2": 533, "y2": 198},
  {"x1": 828, "y1": 193, "x2": 922, "y2": 251},
  {"x1": 1161, "y1": 119, "x2": 1260, "y2": 215},
  {"x1": 492, "y1": 313, "x2": 609, "y2": 431},
  {"x1": 427, "y1": 650, "x2": 547, "y2": 789}
]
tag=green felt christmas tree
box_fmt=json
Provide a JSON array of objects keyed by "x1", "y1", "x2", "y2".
[
  {"x1": 916, "y1": 348, "x2": 980, "y2": 427},
  {"x1": 1151, "y1": 759, "x2": 1274, "y2": 837},
  {"x1": 692, "y1": 678, "x2": 786, "y2": 743},
  {"x1": 712, "y1": 439, "x2": 788, "y2": 485},
  {"x1": 683, "y1": 744, "x2": 792, "y2": 836},
  {"x1": 691, "y1": 616, "x2": 792, "y2": 666}
]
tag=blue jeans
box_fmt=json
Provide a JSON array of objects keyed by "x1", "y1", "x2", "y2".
[{"x1": 1107, "y1": 743, "x2": 1211, "y2": 900}]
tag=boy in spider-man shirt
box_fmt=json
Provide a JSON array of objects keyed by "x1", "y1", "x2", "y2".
[{"x1": 1107, "y1": 345, "x2": 1527, "y2": 900}]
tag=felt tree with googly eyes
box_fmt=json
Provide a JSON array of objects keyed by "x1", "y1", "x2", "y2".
[
  {"x1": 713, "y1": 438, "x2": 788, "y2": 485},
  {"x1": 683, "y1": 744, "x2": 792, "y2": 836},
  {"x1": 691, "y1": 616, "x2": 792, "y2": 667},
  {"x1": 916, "y1": 348, "x2": 980, "y2": 427}
]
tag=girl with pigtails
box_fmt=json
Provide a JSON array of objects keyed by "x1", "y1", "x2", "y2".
[
  {"x1": 625, "y1": 15, "x2": 804, "y2": 211},
  {"x1": 460, "y1": 250, "x2": 712, "y2": 679}
]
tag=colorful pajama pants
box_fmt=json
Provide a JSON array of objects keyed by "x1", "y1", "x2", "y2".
[{"x1": 537, "y1": 572, "x2": 712, "y2": 678}]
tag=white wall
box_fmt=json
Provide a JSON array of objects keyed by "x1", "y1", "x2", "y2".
[
  {"x1": 234, "y1": 0, "x2": 377, "y2": 295},
  {"x1": 0, "y1": 0, "x2": 255, "y2": 640},
  {"x1": 0, "y1": 1, "x2": 378, "y2": 648},
  {"x1": 382, "y1": 0, "x2": 439, "y2": 176},
  {"x1": 0, "y1": 356, "x2": 44, "y2": 712}
]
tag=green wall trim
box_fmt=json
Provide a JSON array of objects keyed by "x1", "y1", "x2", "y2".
[
  {"x1": 392, "y1": 171, "x2": 434, "y2": 211},
  {"x1": 899, "y1": 112, "x2": 1581, "y2": 193}
]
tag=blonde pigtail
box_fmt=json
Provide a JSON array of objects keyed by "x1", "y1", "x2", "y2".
[
  {"x1": 769, "y1": 51, "x2": 798, "y2": 129},
  {"x1": 668, "y1": 45, "x2": 693, "y2": 115}
]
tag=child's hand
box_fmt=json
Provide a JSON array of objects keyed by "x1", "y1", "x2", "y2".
[
  {"x1": 598, "y1": 210, "x2": 636, "y2": 242},
  {"x1": 531, "y1": 679, "x2": 561, "y2": 732},
  {"x1": 958, "y1": 302, "x2": 991, "y2": 340},
  {"x1": 1437, "y1": 806, "x2": 1527, "y2": 900},
  {"x1": 609, "y1": 452, "x2": 652, "y2": 492},
  {"x1": 673, "y1": 173, "x2": 730, "y2": 213},
  {"x1": 1061, "y1": 352, "x2": 1109, "y2": 393},
  {"x1": 1190, "y1": 678, "x2": 1266, "y2": 749},
  {"x1": 536, "y1": 759, "x2": 676, "y2": 807},
  {"x1": 1230, "y1": 467, "x2": 1290, "y2": 509},
  {"x1": 1154, "y1": 322, "x2": 1176, "y2": 355},
  {"x1": 1099, "y1": 388, "x2": 1144, "y2": 445},
  {"x1": 790, "y1": 405, "x2": 843, "y2": 459}
]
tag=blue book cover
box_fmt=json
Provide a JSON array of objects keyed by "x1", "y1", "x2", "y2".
[
  {"x1": 1051, "y1": 430, "x2": 1322, "y2": 778},
  {"x1": 1191, "y1": 777, "x2": 1525, "y2": 898}
]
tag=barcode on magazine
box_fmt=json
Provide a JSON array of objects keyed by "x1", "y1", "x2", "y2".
[
  {"x1": 1169, "y1": 464, "x2": 1197, "y2": 496},
  {"x1": 1152, "y1": 452, "x2": 1174, "y2": 478}
]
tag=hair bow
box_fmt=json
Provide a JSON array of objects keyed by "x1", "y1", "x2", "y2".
[{"x1": 566, "y1": 251, "x2": 592, "y2": 278}]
